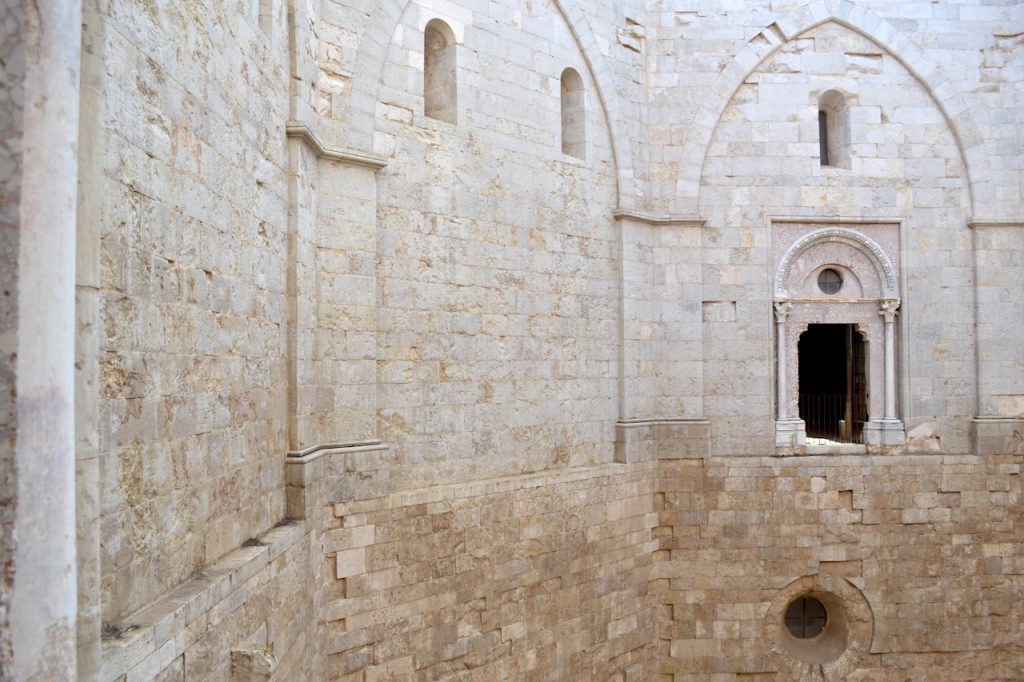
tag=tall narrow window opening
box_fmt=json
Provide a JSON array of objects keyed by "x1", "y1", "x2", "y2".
[
  {"x1": 560, "y1": 68, "x2": 585, "y2": 158},
  {"x1": 424, "y1": 19, "x2": 457, "y2": 124},
  {"x1": 818, "y1": 111, "x2": 830, "y2": 166}
]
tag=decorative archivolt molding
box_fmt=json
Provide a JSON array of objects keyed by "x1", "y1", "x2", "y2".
[
  {"x1": 286, "y1": 122, "x2": 388, "y2": 170},
  {"x1": 774, "y1": 227, "x2": 898, "y2": 299}
]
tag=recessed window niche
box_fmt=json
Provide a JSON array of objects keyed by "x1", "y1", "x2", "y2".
[
  {"x1": 424, "y1": 19, "x2": 457, "y2": 123},
  {"x1": 560, "y1": 68, "x2": 586, "y2": 158},
  {"x1": 818, "y1": 90, "x2": 850, "y2": 169}
]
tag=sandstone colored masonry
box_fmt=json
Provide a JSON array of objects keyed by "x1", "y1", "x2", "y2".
[{"x1": 1, "y1": 0, "x2": 1022, "y2": 680}]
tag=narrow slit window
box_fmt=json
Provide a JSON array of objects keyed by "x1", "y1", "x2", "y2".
[
  {"x1": 424, "y1": 20, "x2": 457, "y2": 124},
  {"x1": 818, "y1": 90, "x2": 850, "y2": 169},
  {"x1": 560, "y1": 68, "x2": 585, "y2": 159},
  {"x1": 818, "y1": 110, "x2": 830, "y2": 166}
]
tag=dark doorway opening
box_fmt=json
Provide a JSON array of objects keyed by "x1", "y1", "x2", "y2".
[{"x1": 798, "y1": 324, "x2": 867, "y2": 444}]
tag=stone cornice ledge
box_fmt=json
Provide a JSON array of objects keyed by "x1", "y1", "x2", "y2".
[
  {"x1": 286, "y1": 440, "x2": 388, "y2": 465},
  {"x1": 285, "y1": 122, "x2": 387, "y2": 170},
  {"x1": 972, "y1": 415, "x2": 1024, "y2": 422},
  {"x1": 99, "y1": 520, "x2": 307, "y2": 682},
  {"x1": 769, "y1": 216, "x2": 902, "y2": 225},
  {"x1": 613, "y1": 209, "x2": 705, "y2": 226},
  {"x1": 617, "y1": 418, "x2": 710, "y2": 427},
  {"x1": 968, "y1": 218, "x2": 1024, "y2": 228},
  {"x1": 333, "y1": 463, "x2": 638, "y2": 517}
]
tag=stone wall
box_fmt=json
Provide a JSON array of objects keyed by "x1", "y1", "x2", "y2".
[
  {"x1": 698, "y1": 20, "x2": 974, "y2": 455},
  {"x1": 643, "y1": 0, "x2": 1023, "y2": 218},
  {"x1": 370, "y1": 0, "x2": 622, "y2": 488},
  {"x1": 659, "y1": 455, "x2": 1024, "y2": 678},
  {"x1": 324, "y1": 464, "x2": 662, "y2": 681},
  {"x1": 94, "y1": 0, "x2": 292, "y2": 623},
  {"x1": 99, "y1": 520, "x2": 322, "y2": 682},
  {"x1": 973, "y1": 222, "x2": 1024, "y2": 436},
  {"x1": 59, "y1": 0, "x2": 1024, "y2": 679}
]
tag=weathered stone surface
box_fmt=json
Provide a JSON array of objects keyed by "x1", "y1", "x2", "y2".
[
  {"x1": 3, "y1": 0, "x2": 1022, "y2": 680},
  {"x1": 323, "y1": 464, "x2": 663, "y2": 680}
]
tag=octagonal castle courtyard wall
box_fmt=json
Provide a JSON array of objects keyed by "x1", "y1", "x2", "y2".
[{"x1": 2, "y1": 0, "x2": 1022, "y2": 680}]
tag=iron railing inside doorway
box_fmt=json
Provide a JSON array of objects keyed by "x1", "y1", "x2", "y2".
[{"x1": 799, "y1": 393, "x2": 866, "y2": 444}]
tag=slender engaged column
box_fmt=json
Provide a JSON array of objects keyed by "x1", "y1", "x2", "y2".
[
  {"x1": 774, "y1": 301, "x2": 792, "y2": 420},
  {"x1": 880, "y1": 300, "x2": 900, "y2": 420},
  {"x1": 11, "y1": 2, "x2": 82, "y2": 678}
]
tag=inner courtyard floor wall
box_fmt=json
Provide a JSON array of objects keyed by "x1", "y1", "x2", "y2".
[
  {"x1": 99, "y1": 520, "x2": 323, "y2": 682},
  {"x1": 324, "y1": 463, "x2": 663, "y2": 681},
  {"x1": 96, "y1": 452, "x2": 1023, "y2": 680},
  {"x1": 658, "y1": 454, "x2": 1024, "y2": 679}
]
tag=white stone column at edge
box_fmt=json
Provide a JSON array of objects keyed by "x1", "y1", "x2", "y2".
[
  {"x1": 12, "y1": 1, "x2": 82, "y2": 679},
  {"x1": 773, "y1": 300, "x2": 804, "y2": 448},
  {"x1": 774, "y1": 301, "x2": 790, "y2": 420},
  {"x1": 880, "y1": 299, "x2": 899, "y2": 421}
]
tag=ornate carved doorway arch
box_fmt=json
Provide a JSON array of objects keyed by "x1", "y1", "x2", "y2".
[{"x1": 772, "y1": 225, "x2": 906, "y2": 450}]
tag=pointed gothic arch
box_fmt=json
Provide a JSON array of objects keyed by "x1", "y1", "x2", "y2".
[
  {"x1": 685, "y1": 1, "x2": 993, "y2": 215},
  {"x1": 345, "y1": 0, "x2": 637, "y2": 209}
]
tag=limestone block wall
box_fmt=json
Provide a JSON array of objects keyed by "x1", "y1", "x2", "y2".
[
  {"x1": 99, "y1": 520, "x2": 323, "y2": 682},
  {"x1": 324, "y1": 463, "x2": 662, "y2": 681},
  {"x1": 370, "y1": 0, "x2": 622, "y2": 489},
  {"x1": 92, "y1": 0, "x2": 293, "y2": 624},
  {"x1": 973, "y1": 223, "x2": 1024, "y2": 419},
  {"x1": 697, "y1": 21, "x2": 974, "y2": 455},
  {"x1": 658, "y1": 455, "x2": 1024, "y2": 678},
  {"x1": 303, "y1": 162, "x2": 382, "y2": 448},
  {"x1": 314, "y1": 0, "x2": 650, "y2": 208},
  {"x1": 620, "y1": 218, "x2": 705, "y2": 422},
  {"x1": 44, "y1": 0, "x2": 1023, "y2": 678},
  {"x1": 644, "y1": 0, "x2": 1023, "y2": 219}
]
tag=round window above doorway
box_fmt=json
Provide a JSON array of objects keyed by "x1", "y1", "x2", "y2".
[{"x1": 817, "y1": 268, "x2": 843, "y2": 295}]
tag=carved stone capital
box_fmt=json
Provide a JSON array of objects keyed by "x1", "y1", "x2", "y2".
[
  {"x1": 773, "y1": 300, "x2": 792, "y2": 322},
  {"x1": 879, "y1": 299, "x2": 900, "y2": 323}
]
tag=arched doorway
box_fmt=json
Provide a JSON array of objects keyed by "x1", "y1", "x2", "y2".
[{"x1": 773, "y1": 224, "x2": 906, "y2": 450}]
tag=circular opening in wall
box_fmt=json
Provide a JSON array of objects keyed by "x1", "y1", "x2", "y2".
[
  {"x1": 769, "y1": 578, "x2": 873, "y2": 679},
  {"x1": 817, "y1": 268, "x2": 843, "y2": 295},
  {"x1": 777, "y1": 590, "x2": 849, "y2": 666},
  {"x1": 784, "y1": 596, "x2": 828, "y2": 639}
]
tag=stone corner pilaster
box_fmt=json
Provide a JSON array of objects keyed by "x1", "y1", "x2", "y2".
[
  {"x1": 615, "y1": 418, "x2": 710, "y2": 463},
  {"x1": 285, "y1": 440, "x2": 392, "y2": 519}
]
